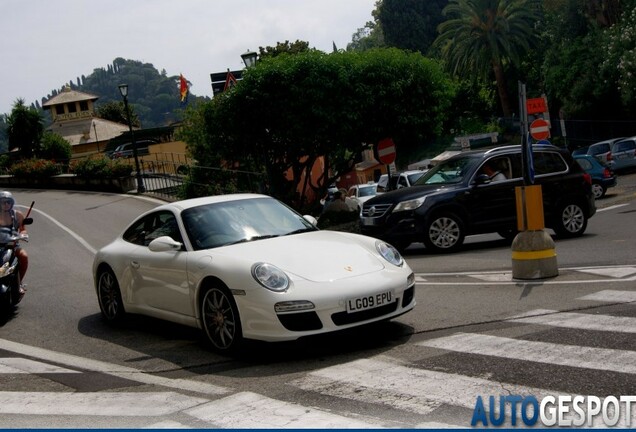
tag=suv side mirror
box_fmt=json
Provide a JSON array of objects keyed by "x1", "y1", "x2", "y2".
[{"x1": 475, "y1": 174, "x2": 491, "y2": 185}]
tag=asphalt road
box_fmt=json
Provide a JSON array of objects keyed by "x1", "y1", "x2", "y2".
[{"x1": 0, "y1": 174, "x2": 635, "y2": 428}]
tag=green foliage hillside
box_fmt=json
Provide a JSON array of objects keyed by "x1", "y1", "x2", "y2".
[{"x1": 0, "y1": 57, "x2": 210, "y2": 152}]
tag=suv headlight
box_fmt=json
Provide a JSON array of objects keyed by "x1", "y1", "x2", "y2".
[{"x1": 393, "y1": 196, "x2": 426, "y2": 212}]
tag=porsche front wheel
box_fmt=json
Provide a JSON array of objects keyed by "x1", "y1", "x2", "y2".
[{"x1": 201, "y1": 286, "x2": 243, "y2": 353}]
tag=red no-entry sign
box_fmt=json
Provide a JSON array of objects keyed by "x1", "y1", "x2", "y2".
[
  {"x1": 377, "y1": 138, "x2": 396, "y2": 165},
  {"x1": 530, "y1": 119, "x2": 550, "y2": 141}
]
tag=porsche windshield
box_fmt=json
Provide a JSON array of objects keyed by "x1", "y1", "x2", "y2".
[
  {"x1": 182, "y1": 198, "x2": 315, "y2": 250},
  {"x1": 414, "y1": 156, "x2": 479, "y2": 185}
]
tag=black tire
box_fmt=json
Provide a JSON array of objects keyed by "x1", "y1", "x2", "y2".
[
  {"x1": 201, "y1": 286, "x2": 243, "y2": 353},
  {"x1": 423, "y1": 213, "x2": 465, "y2": 253},
  {"x1": 553, "y1": 202, "x2": 588, "y2": 238},
  {"x1": 97, "y1": 268, "x2": 126, "y2": 323},
  {"x1": 591, "y1": 182, "x2": 606, "y2": 199}
]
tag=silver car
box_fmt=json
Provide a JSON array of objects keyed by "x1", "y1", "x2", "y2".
[{"x1": 610, "y1": 137, "x2": 636, "y2": 172}]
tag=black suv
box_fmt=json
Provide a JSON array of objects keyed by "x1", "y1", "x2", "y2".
[{"x1": 360, "y1": 145, "x2": 596, "y2": 252}]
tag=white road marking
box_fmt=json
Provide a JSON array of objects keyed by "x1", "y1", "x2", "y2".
[
  {"x1": 419, "y1": 333, "x2": 636, "y2": 374},
  {"x1": 0, "y1": 358, "x2": 79, "y2": 374},
  {"x1": 0, "y1": 391, "x2": 207, "y2": 416},
  {"x1": 292, "y1": 357, "x2": 558, "y2": 415},
  {"x1": 415, "y1": 265, "x2": 636, "y2": 285},
  {"x1": 27, "y1": 207, "x2": 97, "y2": 254},
  {"x1": 578, "y1": 290, "x2": 636, "y2": 303},
  {"x1": 185, "y1": 391, "x2": 381, "y2": 428},
  {"x1": 597, "y1": 204, "x2": 630, "y2": 212},
  {"x1": 0, "y1": 338, "x2": 228, "y2": 396},
  {"x1": 509, "y1": 310, "x2": 636, "y2": 333},
  {"x1": 575, "y1": 267, "x2": 636, "y2": 278}
]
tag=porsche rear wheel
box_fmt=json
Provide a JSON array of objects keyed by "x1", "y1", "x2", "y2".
[
  {"x1": 201, "y1": 286, "x2": 243, "y2": 353},
  {"x1": 97, "y1": 268, "x2": 126, "y2": 323}
]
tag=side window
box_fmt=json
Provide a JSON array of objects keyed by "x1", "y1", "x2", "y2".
[
  {"x1": 576, "y1": 158, "x2": 592, "y2": 170},
  {"x1": 533, "y1": 152, "x2": 567, "y2": 175},
  {"x1": 398, "y1": 176, "x2": 408, "y2": 188},
  {"x1": 122, "y1": 211, "x2": 182, "y2": 247}
]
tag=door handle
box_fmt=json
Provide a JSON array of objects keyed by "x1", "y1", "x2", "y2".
[{"x1": 130, "y1": 261, "x2": 140, "y2": 269}]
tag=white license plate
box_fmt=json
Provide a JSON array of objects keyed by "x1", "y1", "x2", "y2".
[
  {"x1": 346, "y1": 290, "x2": 394, "y2": 313},
  {"x1": 361, "y1": 217, "x2": 378, "y2": 226}
]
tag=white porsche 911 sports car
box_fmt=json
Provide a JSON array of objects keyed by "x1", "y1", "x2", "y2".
[{"x1": 93, "y1": 194, "x2": 416, "y2": 353}]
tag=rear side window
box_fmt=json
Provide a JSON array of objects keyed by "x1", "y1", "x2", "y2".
[
  {"x1": 589, "y1": 143, "x2": 610, "y2": 156},
  {"x1": 614, "y1": 140, "x2": 636, "y2": 152},
  {"x1": 576, "y1": 158, "x2": 593, "y2": 171},
  {"x1": 533, "y1": 152, "x2": 568, "y2": 175}
]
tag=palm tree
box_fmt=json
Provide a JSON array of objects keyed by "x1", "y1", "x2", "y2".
[{"x1": 434, "y1": 0, "x2": 541, "y2": 118}]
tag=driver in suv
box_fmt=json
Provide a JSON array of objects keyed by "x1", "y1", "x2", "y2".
[{"x1": 360, "y1": 144, "x2": 596, "y2": 252}]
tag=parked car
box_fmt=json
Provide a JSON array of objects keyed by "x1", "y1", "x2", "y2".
[
  {"x1": 360, "y1": 145, "x2": 596, "y2": 253},
  {"x1": 347, "y1": 183, "x2": 378, "y2": 210},
  {"x1": 93, "y1": 194, "x2": 416, "y2": 353},
  {"x1": 584, "y1": 137, "x2": 625, "y2": 167},
  {"x1": 377, "y1": 170, "x2": 426, "y2": 192},
  {"x1": 574, "y1": 154, "x2": 617, "y2": 199},
  {"x1": 609, "y1": 137, "x2": 636, "y2": 172},
  {"x1": 109, "y1": 140, "x2": 154, "y2": 159}
]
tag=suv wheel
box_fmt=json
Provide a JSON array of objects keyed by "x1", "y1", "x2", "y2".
[
  {"x1": 423, "y1": 213, "x2": 465, "y2": 253},
  {"x1": 553, "y1": 203, "x2": 588, "y2": 238}
]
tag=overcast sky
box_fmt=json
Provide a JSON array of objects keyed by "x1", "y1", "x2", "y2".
[{"x1": 1, "y1": 0, "x2": 376, "y2": 115}]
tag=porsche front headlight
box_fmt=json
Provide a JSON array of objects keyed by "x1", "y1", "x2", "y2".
[
  {"x1": 376, "y1": 241, "x2": 404, "y2": 267},
  {"x1": 252, "y1": 263, "x2": 289, "y2": 292}
]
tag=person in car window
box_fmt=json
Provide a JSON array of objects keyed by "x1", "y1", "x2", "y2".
[{"x1": 481, "y1": 162, "x2": 507, "y2": 182}]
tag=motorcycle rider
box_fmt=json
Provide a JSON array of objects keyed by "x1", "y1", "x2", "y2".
[{"x1": 0, "y1": 192, "x2": 28, "y2": 295}]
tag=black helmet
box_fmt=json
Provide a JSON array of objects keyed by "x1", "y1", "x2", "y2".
[{"x1": 0, "y1": 191, "x2": 15, "y2": 209}]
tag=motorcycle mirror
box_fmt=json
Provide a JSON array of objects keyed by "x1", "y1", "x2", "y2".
[{"x1": 23, "y1": 217, "x2": 33, "y2": 225}]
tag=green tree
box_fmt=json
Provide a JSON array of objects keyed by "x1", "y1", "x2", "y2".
[
  {"x1": 183, "y1": 49, "x2": 453, "y2": 210},
  {"x1": 377, "y1": 0, "x2": 448, "y2": 54},
  {"x1": 434, "y1": 0, "x2": 542, "y2": 119},
  {"x1": 39, "y1": 131, "x2": 72, "y2": 163},
  {"x1": 96, "y1": 100, "x2": 141, "y2": 127},
  {"x1": 258, "y1": 40, "x2": 311, "y2": 58},
  {"x1": 6, "y1": 98, "x2": 43, "y2": 158}
]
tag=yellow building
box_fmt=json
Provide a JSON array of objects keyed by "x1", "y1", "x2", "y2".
[{"x1": 42, "y1": 86, "x2": 132, "y2": 157}]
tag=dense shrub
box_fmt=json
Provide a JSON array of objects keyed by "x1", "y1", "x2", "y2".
[
  {"x1": 9, "y1": 158, "x2": 62, "y2": 179},
  {"x1": 39, "y1": 132, "x2": 72, "y2": 166},
  {"x1": 70, "y1": 156, "x2": 133, "y2": 178}
]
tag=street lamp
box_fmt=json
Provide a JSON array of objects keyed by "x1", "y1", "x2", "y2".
[
  {"x1": 118, "y1": 83, "x2": 145, "y2": 193},
  {"x1": 241, "y1": 49, "x2": 258, "y2": 68}
]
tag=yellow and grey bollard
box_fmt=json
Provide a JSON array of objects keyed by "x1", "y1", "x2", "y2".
[{"x1": 512, "y1": 185, "x2": 558, "y2": 279}]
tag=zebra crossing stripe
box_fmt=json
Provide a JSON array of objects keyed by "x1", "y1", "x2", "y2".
[
  {"x1": 0, "y1": 338, "x2": 228, "y2": 396},
  {"x1": 0, "y1": 358, "x2": 80, "y2": 374},
  {"x1": 419, "y1": 333, "x2": 636, "y2": 374},
  {"x1": 578, "y1": 290, "x2": 636, "y2": 303},
  {"x1": 510, "y1": 310, "x2": 636, "y2": 333},
  {"x1": 185, "y1": 391, "x2": 381, "y2": 428},
  {"x1": 0, "y1": 391, "x2": 207, "y2": 416},
  {"x1": 292, "y1": 358, "x2": 557, "y2": 415}
]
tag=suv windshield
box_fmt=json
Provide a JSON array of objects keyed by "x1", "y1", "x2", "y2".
[{"x1": 415, "y1": 155, "x2": 480, "y2": 185}]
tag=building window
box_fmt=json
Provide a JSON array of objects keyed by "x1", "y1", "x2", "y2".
[
  {"x1": 55, "y1": 105, "x2": 65, "y2": 115},
  {"x1": 67, "y1": 103, "x2": 77, "y2": 113},
  {"x1": 79, "y1": 101, "x2": 89, "y2": 111}
]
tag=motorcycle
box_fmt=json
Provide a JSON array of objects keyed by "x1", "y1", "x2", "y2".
[{"x1": 0, "y1": 202, "x2": 33, "y2": 321}]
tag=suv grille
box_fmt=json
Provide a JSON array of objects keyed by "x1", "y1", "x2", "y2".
[{"x1": 362, "y1": 203, "x2": 392, "y2": 218}]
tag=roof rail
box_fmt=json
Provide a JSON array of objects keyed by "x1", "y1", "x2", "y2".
[{"x1": 484, "y1": 145, "x2": 520, "y2": 154}]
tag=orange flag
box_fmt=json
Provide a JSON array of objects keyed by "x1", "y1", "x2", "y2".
[{"x1": 179, "y1": 74, "x2": 189, "y2": 103}]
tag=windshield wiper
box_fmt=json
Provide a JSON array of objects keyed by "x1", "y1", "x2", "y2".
[
  {"x1": 286, "y1": 227, "x2": 316, "y2": 236},
  {"x1": 224, "y1": 234, "x2": 280, "y2": 246}
]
